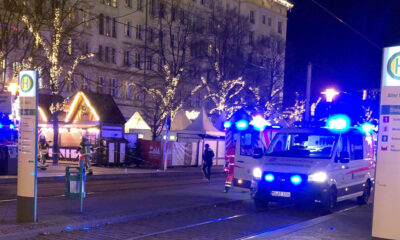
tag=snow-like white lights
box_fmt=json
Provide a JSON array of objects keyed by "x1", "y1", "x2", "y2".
[
  {"x1": 308, "y1": 172, "x2": 327, "y2": 183},
  {"x1": 253, "y1": 167, "x2": 262, "y2": 179},
  {"x1": 250, "y1": 115, "x2": 270, "y2": 131}
]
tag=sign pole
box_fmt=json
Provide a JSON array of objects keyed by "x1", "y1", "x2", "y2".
[
  {"x1": 372, "y1": 46, "x2": 400, "y2": 239},
  {"x1": 17, "y1": 70, "x2": 38, "y2": 223}
]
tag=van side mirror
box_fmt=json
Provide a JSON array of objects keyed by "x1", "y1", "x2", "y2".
[
  {"x1": 339, "y1": 151, "x2": 350, "y2": 163},
  {"x1": 253, "y1": 147, "x2": 263, "y2": 159}
]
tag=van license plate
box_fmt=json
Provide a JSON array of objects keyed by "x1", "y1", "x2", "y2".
[{"x1": 271, "y1": 191, "x2": 291, "y2": 197}]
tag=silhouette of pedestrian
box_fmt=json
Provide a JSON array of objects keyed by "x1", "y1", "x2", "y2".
[{"x1": 202, "y1": 144, "x2": 214, "y2": 181}]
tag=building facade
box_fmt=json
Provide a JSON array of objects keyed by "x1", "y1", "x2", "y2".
[{"x1": 0, "y1": 0, "x2": 293, "y2": 122}]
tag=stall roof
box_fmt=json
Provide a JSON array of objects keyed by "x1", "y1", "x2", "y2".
[
  {"x1": 65, "y1": 91, "x2": 126, "y2": 125},
  {"x1": 171, "y1": 109, "x2": 192, "y2": 131},
  {"x1": 82, "y1": 92, "x2": 126, "y2": 125},
  {"x1": 178, "y1": 108, "x2": 224, "y2": 137},
  {"x1": 125, "y1": 112, "x2": 151, "y2": 132},
  {"x1": 38, "y1": 94, "x2": 65, "y2": 122}
]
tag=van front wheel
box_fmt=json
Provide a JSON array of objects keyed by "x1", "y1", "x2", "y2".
[
  {"x1": 322, "y1": 187, "x2": 337, "y2": 214},
  {"x1": 357, "y1": 180, "x2": 371, "y2": 205}
]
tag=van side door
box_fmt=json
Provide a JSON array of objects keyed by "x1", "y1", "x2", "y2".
[{"x1": 347, "y1": 133, "x2": 369, "y2": 187}]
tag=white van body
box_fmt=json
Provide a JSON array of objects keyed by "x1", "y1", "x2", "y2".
[
  {"x1": 232, "y1": 128, "x2": 279, "y2": 188},
  {"x1": 250, "y1": 127, "x2": 375, "y2": 210}
]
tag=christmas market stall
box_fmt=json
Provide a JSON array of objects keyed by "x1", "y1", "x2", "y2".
[
  {"x1": 124, "y1": 111, "x2": 152, "y2": 140},
  {"x1": 168, "y1": 108, "x2": 225, "y2": 167},
  {"x1": 57, "y1": 91, "x2": 127, "y2": 164}
]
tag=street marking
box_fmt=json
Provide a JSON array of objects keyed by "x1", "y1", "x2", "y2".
[
  {"x1": 238, "y1": 205, "x2": 360, "y2": 240},
  {"x1": 124, "y1": 214, "x2": 248, "y2": 240}
]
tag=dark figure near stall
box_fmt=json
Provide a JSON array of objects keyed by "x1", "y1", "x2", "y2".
[{"x1": 202, "y1": 144, "x2": 215, "y2": 181}]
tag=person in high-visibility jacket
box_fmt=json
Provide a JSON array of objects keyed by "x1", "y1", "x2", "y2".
[
  {"x1": 77, "y1": 136, "x2": 94, "y2": 175},
  {"x1": 38, "y1": 135, "x2": 49, "y2": 169}
]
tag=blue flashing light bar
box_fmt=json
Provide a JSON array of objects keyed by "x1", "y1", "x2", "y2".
[
  {"x1": 9, "y1": 124, "x2": 14, "y2": 130},
  {"x1": 223, "y1": 121, "x2": 232, "y2": 129},
  {"x1": 290, "y1": 175, "x2": 302, "y2": 185},
  {"x1": 265, "y1": 173, "x2": 274, "y2": 182},
  {"x1": 235, "y1": 120, "x2": 249, "y2": 131},
  {"x1": 326, "y1": 114, "x2": 351, "y2": 133},
  {"x1": 0, "y1": 123, "x2": 2, "y2": 129}
]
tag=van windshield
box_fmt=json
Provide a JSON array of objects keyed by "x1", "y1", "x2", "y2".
[{"x1": 266, "y1": 132, "x2": 338, "y2": 159}]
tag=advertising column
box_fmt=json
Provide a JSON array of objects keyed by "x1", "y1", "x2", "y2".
[
  {"x1": 17, "y1": 70, "x2": 38, "y2": 222},
  {"x1": 373, "y1": 46, "x2": 400, "y2": 239}
]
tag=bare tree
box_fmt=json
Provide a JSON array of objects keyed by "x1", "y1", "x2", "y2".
[
  {"x1": 248, "y1": 34, "x2": 286, "y2": 118},
  {"x1": 22, "y1": 0, "x2": 94, "y2": 164},
  {"x1": 131, "y1": 0, "x2": 206, "y2": 139},
  {"x1": 0, "y1": 0, "x2": 34, "y2": 84}
]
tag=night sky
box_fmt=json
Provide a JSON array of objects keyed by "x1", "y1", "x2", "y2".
[{"x1": 284, "y1": 0, "x2": 400, "y2": 106}]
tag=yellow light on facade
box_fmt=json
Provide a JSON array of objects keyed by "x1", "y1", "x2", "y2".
[
  {"x1": 272, "y1": 0, "x2": 294, "y2": 9},
  {"x1": 238, "y1": 179, "x2": 243, "y2": 184},
  {"x1": 38, "y1": 107, "x2": 48, "y2": 122},
  {"x1": 6, "y1": 82, "x2": 19, "y2": 95}
]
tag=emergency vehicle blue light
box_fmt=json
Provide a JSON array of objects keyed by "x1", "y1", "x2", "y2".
[
  {"x1": 235, "y1": 120, "x2": 249, "y2": 131},
  {"x1": 265, "y1": 173, "x2": 274, "y2": 182},
  {"x1": 9, "y1": 124, "x2": 14, "y2": 129},
  {"x1": 290, "y1": 175, "x2": 302, "y2": 185},
  {"x1": 223, "y1": 121, "x2": 232, "y2": 129},
  {"x1": 0, "y1": 123, "x2": 2, "y2": 129},
  {"x1": 326, "y1": 114, "x2": 351, "y2": 133},
  {"x1": 361, "y1": 122, "x2": 375, "y2": 134}
]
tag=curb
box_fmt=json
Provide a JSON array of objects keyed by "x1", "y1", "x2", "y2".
[
  {"x1": 0, "y1": 170, "x2": 226, "y2": 184},
  {"x1": 0, "y1": 199, "x2": 246, "y2": 240},
  {"x1": 238, "y1": 205, "x2": 360, "y2": 240}
]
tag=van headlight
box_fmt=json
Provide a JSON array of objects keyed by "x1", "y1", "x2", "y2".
[
  {"x1": 308, "y1": 172, "x2": 327, "y2": 182},
  {"x1": 253, "y1": 167, "x2": 262, "y2": 180}
]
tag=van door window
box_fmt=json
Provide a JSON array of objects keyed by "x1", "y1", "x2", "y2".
[
  {"x1": 240, "y1": 133, "x2": 253, "y2": 156},
  {"x1": 349, "y1": 134, "x2": 364, "y2": 160}
]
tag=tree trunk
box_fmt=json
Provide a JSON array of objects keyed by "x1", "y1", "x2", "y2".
[{"x1": 52, "y1": 111, "x2": 59, "y2": 165}]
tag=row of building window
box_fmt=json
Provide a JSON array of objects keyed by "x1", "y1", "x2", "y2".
[{"x1": 249, "y1": 10, "x2": 283, "y2": 34}]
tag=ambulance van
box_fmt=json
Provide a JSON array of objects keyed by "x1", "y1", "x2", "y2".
[{"x1": 250, "y1": 127, "x2": 375, "y2": 212}]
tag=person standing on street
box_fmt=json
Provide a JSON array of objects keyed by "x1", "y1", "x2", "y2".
[
  {"x1": 202, "y1": 144, "x2": 214, "y2": 181},
  {"x1": 77, "y1": 136, "x2": 94, "y2": 175}
]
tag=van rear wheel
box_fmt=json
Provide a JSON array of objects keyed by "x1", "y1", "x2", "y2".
[{"x1": 357, "y1": 180, "x2": 371, "y2": 205}]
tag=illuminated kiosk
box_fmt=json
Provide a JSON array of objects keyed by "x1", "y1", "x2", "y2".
[
  {"x1": 125, "y1": 112, "x2": 152, "y2": 140},
  {"x1": 60, "y1": 91, "x2": 126, "y2": 164},
  {"x1": 173, "y1": 108, "x2": 225, "y2": 166}
]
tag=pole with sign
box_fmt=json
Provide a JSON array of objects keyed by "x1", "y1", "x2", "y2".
[
  {"x1": 372, "y1": 46, "x2": 400, "y2": 239},
  {"x1": 17, "y1": 70, "x2": 38, "y2": 223}
]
